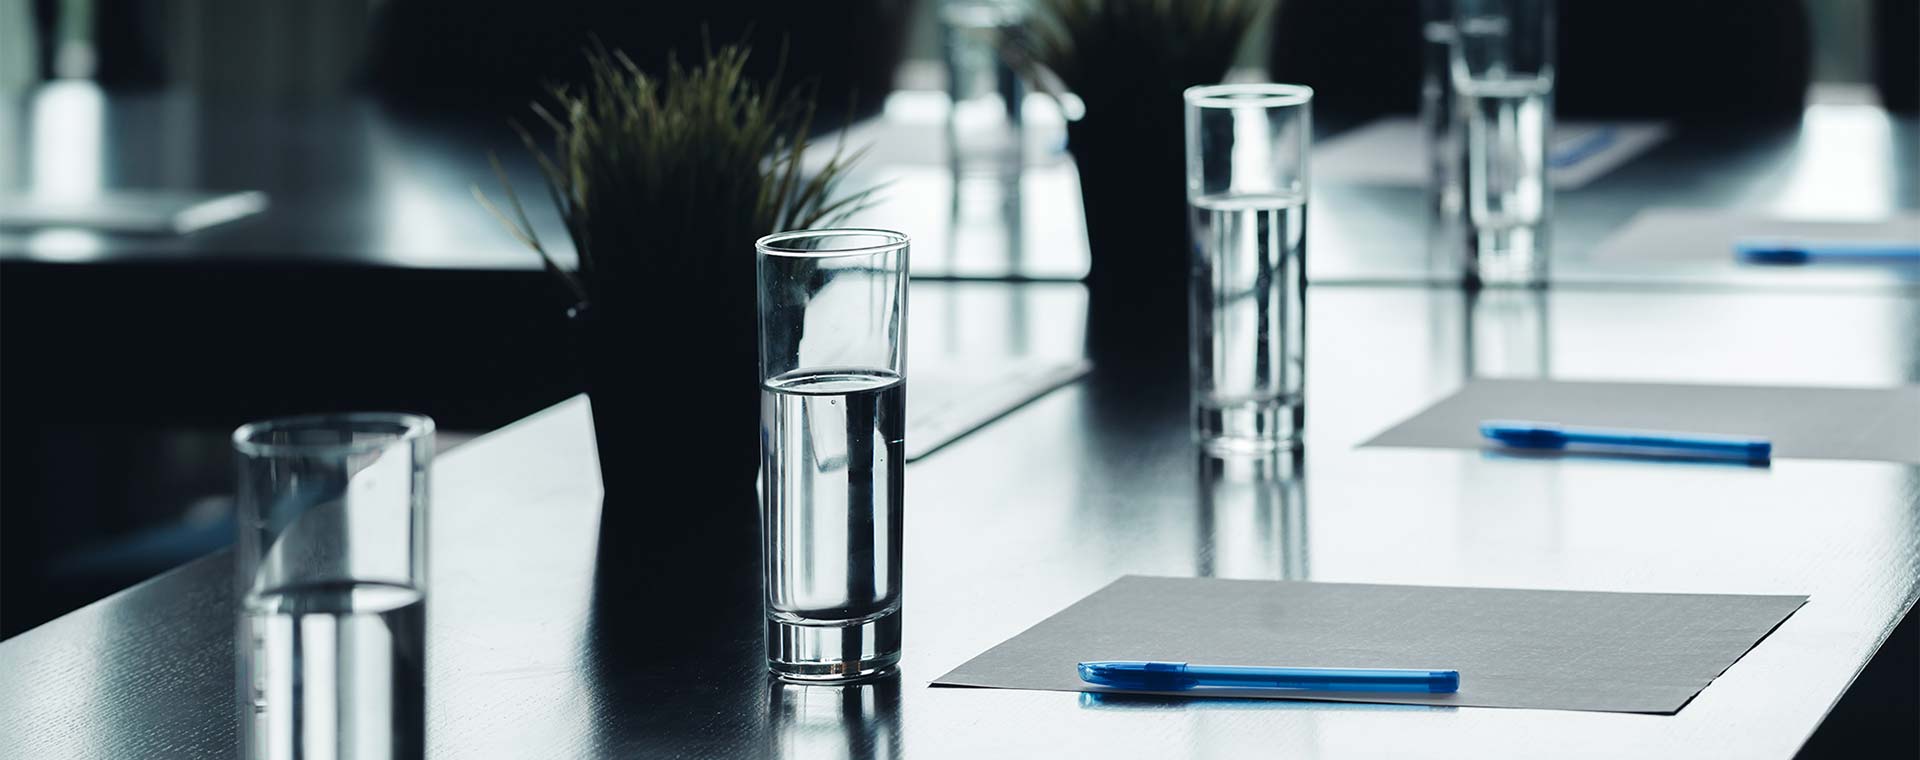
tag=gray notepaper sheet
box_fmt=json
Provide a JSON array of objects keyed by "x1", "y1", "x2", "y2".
[
  {"x1": 1363, "y1": 379, "x2": 1920, "y2": 464},
  {"x1": 907, "y1": 358, "x2": 1091, "y2": 461},
  {"x1": 933, "y1": 576, "x2": 1806, "y2": 714},
  {"x1": 1588, "y1": 208, "x2": 1920, "y2": 262}
]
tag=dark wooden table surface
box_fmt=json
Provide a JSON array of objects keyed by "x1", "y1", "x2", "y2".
[
  {"x1": 3, "y1": 87, "x2": 1919, "y2": 758},
  {"x1": 4, "y1": 280, "x2": 1918, "y2": 758}
]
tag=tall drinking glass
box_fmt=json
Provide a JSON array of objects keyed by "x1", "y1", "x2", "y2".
[
  {"x1": 757, "y1": 229, "x2": 910, "y2": 682},
  {"x1": 1183, "y1": 84, "x2": 1313, "y2": 453},
  {"x1": 940, "y1": 0, "x2": 1027, "y2": 176},
  {"x1": 1452, "y1": 0, "x2": 1555, "y2": 287},
  {"x1": 234, "y1": 413, "x2": 434, "y2": 760},
  {"x1": 1421, "y1": 0, "x2": 1462, "y2": 220}
]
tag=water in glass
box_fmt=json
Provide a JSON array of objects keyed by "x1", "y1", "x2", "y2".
[
  {"x1": 1189, "y1": 191, "x2": 1308, "y2": 452},
  {"x1": 242, "y1": 581, "x2": 425, "y2": 760},
  {"x1": 760, "y1": 367, "x2": 905, "y2": 679}
]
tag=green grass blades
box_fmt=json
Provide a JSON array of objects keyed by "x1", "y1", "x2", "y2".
[{"x1": 477, "y1": 43, "x2": 879, "y2": 307}]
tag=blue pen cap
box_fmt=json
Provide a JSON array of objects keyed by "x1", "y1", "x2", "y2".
[
  {"x1": 1480, "y1": 421, "x2": 1567, "y2": 449},
  {"x1": 1735, "y1": 241, "x2": 1815, "y2": 264},
  {"x1": 1078, "y1": 661, "x2": 1197, "y2": 690}
]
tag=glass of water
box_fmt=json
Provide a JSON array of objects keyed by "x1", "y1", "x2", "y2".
[
  {"x1": 234, "y1": 413, "x2": 433, "y2": 760},
  {"x1": 1421, "y1": 0, "x2": 1462, "y2": 221},
  {"x1": 940, "y1": 0, "x2": 1027, "y2": 177},
  {"x1": 1183, "y1": 83, "x2": 1313, "y2": 453},
  {"x1": 757, "y1": 228, "x2": 909, "y2": 682},
  {"x1": 1452, "y1": 0, "x2": 1555, "y2": 286}
]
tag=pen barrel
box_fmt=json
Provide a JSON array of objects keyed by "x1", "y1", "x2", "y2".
[
  {"x1": 1193, "y1": 666, "x2": 1459, "y2": 693},
  {"x1": 1549, "y1": 128, "x2": 1615, "y2": 168},
  {"x1": 1737, "y1": 241, "x2": 1920, "y2": 264},
  {"x1": 1570, "y1": 432, "x2": 1768, "y2": 459},
  {"x1": 1802, "y1": 243, "x2": 1920, "y2": 260}
]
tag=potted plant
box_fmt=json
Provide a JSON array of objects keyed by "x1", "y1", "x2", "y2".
[
  {"x1": 479, "y1": 45, "x2": 877, "y2": 502},
  {"x1": 1013, "y1": 0, "x2": 1265, "y2": 356}
]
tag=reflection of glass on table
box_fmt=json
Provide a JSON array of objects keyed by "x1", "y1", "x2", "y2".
[
  {"x1": 767, "y1": 673, "x2": 902, "y2": 760},
  {"x1": 1464, "y1": 287, "x2": 1551, "y2": 379},
  {"x1": 1196, "y1": 452, "x2": 1309, "y2": 582}
]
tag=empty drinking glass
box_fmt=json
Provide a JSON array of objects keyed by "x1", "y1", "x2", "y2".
[
  {"x1": 1183, "y1": 83, "x2": 1313, "y2": 453},
  {"x1": 234, "y1": 413, "x2": 433, "y2": 760},
  {"x1": 1452, "y1": 0, "x2": 1556, "y2": 286},
  {"x1": 757, "y1": 229, "x2": 910, "y2": 682}
]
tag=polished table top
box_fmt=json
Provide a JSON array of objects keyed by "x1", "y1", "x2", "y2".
[
  {"x1": 4, "y1": 281, "x2": 1916, "y2": 758},
  {"x1": 5, "y1": 85, "x2": 1916, "y2": 290}
]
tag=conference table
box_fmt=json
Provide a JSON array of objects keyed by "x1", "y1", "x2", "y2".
[{"x1": 2, "y1": 86, "x2": 1917, "y2": 758}]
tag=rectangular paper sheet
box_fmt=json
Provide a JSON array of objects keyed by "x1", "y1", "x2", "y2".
[
  {"x1": 0, "y1": 190, "x2": 269, "y2": 234},
  {"x1": 933, "y1": 576, "x2": 1806, "y2": 714},
  {"x1": 1314, "y1": 118, "x2": 1669, "y2": 190},
  {"x1": 907, "y1": 358, "x2": 1091, "y2": 461},
  {"x1": 1363, "y1": 379, "x2": 1920, "y2": 464},
  {"x1": 1587, "y1": 208, "x2": 1920, "y2": 263}
]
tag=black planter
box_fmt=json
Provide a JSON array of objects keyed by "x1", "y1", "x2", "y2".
[
  {"x1": 572, "y1": 296, "x2": 761, "y2": 513},
  {"x1": 1068, "y1": 112, "x2": 1193, "y2": 367},
  {"x1": 570, "y1": 281, "x2": 766, "y2": 669}
]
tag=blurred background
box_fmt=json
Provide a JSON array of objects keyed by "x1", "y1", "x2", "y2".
[{"x1": 0, "y1": 0, "x2": 1913, "y2": 638}]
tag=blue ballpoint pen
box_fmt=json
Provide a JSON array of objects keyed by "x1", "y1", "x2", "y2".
[
  {"x1": 1549, "y1": 126, "x2": 1616, "y2": 169},
  {"x1": 1078, "y1": 661, "x2": 1460, "y2": 694},
  {"x1": 1481, "y1": 420, "x2": 1772, "y2": 462},
  {"x1": 1736, "y1": 240, "x2": 1920, "y2": 265}
]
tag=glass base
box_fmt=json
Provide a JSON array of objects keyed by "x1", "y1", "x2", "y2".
[
  {"x1": 1467, "y1": 224, "x2": 1548, "y2": 287},
  {"x1": 1196, "y1": 399, "x2": 1303, "y2": 454},
  {"x1": 767, "y1": 610, "x2": 902, "y2": 683}
]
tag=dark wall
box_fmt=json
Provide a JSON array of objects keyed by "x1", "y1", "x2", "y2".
[
  {"x1": 364, "y1": 0, "x2": 918, "y2": 123},
  {"x1": 1269, "y1": 0, "x2": 1813, "y2": 122}
]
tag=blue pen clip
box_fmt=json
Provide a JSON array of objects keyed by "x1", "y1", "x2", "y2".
[
  {"x1": 1078, "y1": 661, "x2": 1460, "y2": 694},
  {"x1": 1736, "y1": 239, "x2": 1920, "y2": 265},
  {"x1": 1481, "y1": 420, "x2": 1771, "y2": 462}
]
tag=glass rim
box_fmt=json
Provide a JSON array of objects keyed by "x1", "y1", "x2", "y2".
[
  {"x1": 233, "y1": 412, "x2": 436, "y2": 457},
  {"x1": 756, "y1": 228, "x2": 910, "y2": 259},
  {"x1": 1184, "y1": 83, "x2": 1315, "y2": 109}
]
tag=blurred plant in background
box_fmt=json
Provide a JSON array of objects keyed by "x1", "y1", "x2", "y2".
[{"x1": 478, "y1": 43, "x2": 877, "y2": 310}]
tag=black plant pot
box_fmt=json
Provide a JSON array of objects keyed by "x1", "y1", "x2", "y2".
[
  {"x1": 1068, "y1": 112, "x2": 1193, "y2": 368},
  {"x1": 572, "y1": 296, "x2": 762, "y2": 529}
]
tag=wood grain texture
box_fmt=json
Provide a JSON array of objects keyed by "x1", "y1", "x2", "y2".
[{"x1": 4, "y1": 285, "x2": 1917, "y2": 759}]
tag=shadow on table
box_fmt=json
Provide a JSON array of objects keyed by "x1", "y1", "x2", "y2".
[
  {"x1": 1077, "y1": 690, "x2": 1456, "y2": 714},
  {"x1": 582, "y1": 484, "x2": 766, "y2": 754}
]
